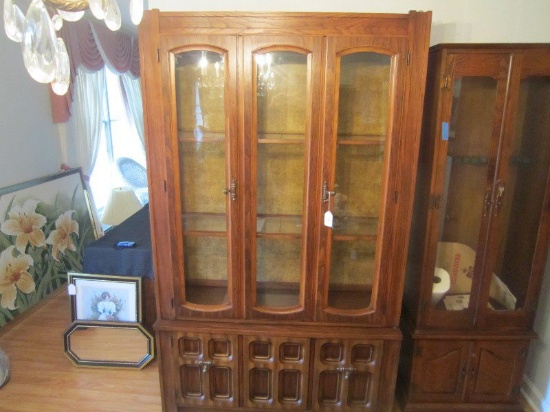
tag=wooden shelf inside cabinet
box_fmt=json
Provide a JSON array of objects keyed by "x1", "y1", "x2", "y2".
[
  {"x1": 337, "y1": 134, "x2": 387, "y2": 146},
  {"x1": 331, "y1": 216, "x2": 379, "y2": 240},
  {"x1": 178, "y1": 131, "x2": 226, "y2": 142},
  {"x1": 257, "y1": 133, "x2": 305, "y2": 144},
  {"x1": 256, "y1": 215, "x2": 302, "y2": 238},
  {"x1": 183, "y1": 213, "x2": 227, "y2": 235}
]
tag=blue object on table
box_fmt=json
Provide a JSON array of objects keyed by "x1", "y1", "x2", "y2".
[{"x1": 83, "y1": 204, "x2": 153, "y2": 278}]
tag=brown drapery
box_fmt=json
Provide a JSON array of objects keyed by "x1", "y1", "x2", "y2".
[{"x1": 49, "y1": 19, "x2": 140, "y2": 123}]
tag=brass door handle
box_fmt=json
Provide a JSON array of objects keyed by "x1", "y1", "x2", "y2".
[
  {"x1": 322, "y1": 180, "x2": 335, "y2": 203},
  {"x1": 223, "y1": 178, "x2": 237, "y2": 201}
]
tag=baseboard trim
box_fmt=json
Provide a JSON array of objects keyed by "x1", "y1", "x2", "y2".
[{"x1": 522, "y1": 374, "x2": 546, "y2": 412}]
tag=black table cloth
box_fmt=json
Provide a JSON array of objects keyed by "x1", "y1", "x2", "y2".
[{"x1": 83, "y1": 204, "x2": 153, "y2": 278}]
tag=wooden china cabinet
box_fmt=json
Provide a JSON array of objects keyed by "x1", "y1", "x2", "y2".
[
  {"x1": 139, "y1": 10, "x2": 431, "y2": 411},
  {"x1": 399, "y1": 44, "x2": 550, "y2": 411}
]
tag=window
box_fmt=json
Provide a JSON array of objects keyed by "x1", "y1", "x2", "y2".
[{"x1": 89, "y1": 67, "x2": 147, "y2": 213}]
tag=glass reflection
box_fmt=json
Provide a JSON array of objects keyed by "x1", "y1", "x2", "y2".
[{"x1": 175, "y1": 49, "x2": 229, "y2": 306}]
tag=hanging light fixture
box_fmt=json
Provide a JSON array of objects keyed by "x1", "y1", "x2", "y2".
[{"x1": 3, "y1": 0, "x2": 143, "y2": 95}]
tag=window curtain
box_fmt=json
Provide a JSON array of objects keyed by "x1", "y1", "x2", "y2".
[
  {"x1": 72, "y1": 67, "x2": 106, "y2": 177},
  {"x1": 48, "y1": 19, "x2": 142, "y2": 177},
  {"x1": 49, "y1": 19, "x2": 140, "y2": 124},
  {"x1": 121, "y1": 72, "x2": 145, "y2": 147}
]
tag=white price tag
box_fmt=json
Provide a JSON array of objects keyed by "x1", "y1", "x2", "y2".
[
  {"x1": 68, "y1": 284, "x2": 76, "y2": 295},
  {"x1": 324, "y1": 211, "x2": 333, "y2": 228}
]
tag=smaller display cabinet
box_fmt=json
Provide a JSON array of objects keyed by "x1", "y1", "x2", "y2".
[{"x1": 399, "y1": 44, "x2": 550, "y2": 411}]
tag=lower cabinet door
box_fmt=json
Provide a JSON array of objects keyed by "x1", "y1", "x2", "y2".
[
  {"x1": 408, "y1": 339, "x2": 472, "y2": 403},
  {"x1": 174, "y1": 332, "x2": 239, "y2": 409},
  {"x1": 244, "y1": 336, "x2": 310, "y2": 409},
  {"x1": 467, "y1": 339, "x2": 529, "y2": 404},
  {"x1": 312, "y1": 338, "x2": 384, "y2": 410}
]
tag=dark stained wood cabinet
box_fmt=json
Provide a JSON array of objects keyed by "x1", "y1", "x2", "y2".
[
  {"x1": 139, "y1": 10, "x2": 431, "y2": 410},
  {"x1": 400, "y1": 43, "x2": 550, "y2": 411}
]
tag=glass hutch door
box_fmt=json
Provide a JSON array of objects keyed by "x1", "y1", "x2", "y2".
[
  {"x1": 244, "y1": 36, "x2": 322, "y2": 320},
  {"x1": 481, "y1": 51, "x2": 550, "y2": 328},
  {"x1": 168, "y1": 37, "x2": 239, "y2": 318},
  {"x1": 422, "y1": 53, "x2": 512, "y2": 328},
  {"x1": 318, "y1": 37, "x2": 407, "y2": 323}
]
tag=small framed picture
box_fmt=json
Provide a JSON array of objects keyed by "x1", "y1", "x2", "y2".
[{"x1": 67, "y1": 273, "x2": 142, "y2": 323}]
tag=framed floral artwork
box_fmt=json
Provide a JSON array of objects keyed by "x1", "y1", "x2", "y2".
[
  {"x1": 67, "y1": 273, "x2": 142, "y2": 323},
  {"x1": 0, "y1": 168, "x2": 99, "y2": 327}
]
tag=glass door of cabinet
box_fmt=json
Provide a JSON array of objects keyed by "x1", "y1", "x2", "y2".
[
  {"x1": 318, "y1": 37, "x2": 408, "y2": 323},
  {"x1": 244, "y1": 36, "x2": 323, "y2": 320},
  {"x1": 422, "y1": 53, "x2": 512, "y2": 329},
  {"x1": 165, "y1": 36, "x2": 239, "y2": 318},
  {"x1": 481, "y1": 52, "x2": 550, "y2": 328}
]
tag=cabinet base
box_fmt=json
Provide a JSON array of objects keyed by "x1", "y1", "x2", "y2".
[{"x1": 402, "y1": 401, "x2": 524, "y2": 411}]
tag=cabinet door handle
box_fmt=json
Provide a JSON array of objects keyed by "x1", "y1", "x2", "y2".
[
  {"x1": 483, "y1": 186, "x2": 492, "y2": 217},
  {"x1": 194, "y1": 360, "x2": 213, "y2": 373},
  {"x1": 322, "y1": 180, "x2": 335, "y2": 203},
  {"x1": 223, "y1": 178, "x2": 237, "y2": 201},
  {"x1": 494, "y1": 180, "x2": 505, "y2": 217},
  {"x1": 459, "y1": 366, "x2": 466, "y2": 384}
]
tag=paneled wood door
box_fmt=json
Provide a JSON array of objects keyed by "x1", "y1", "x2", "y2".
[
  {"x1": 312, "y1": 338, "x2": 384, "y2": 410},
  {"x1": 174, "y1": 332, "x2": 239, "y2": 409},
  {"x1": 243, "y1": 336, "x2": 310, "y2": 409}
]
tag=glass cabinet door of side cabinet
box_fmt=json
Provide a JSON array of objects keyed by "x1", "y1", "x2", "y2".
[
  {"x1": 432, "y1": 75, "x2": 497, "y2": 311},
  {"x1": 491, "y1": 76, "x2": 550, "y2": 312},
  {"x1": 175, "y1": 50, "x2": 229, "y2": 306},
  {"x1": 254, "y1": 51, "x2": 308, "y2": 309},
  {"x1": 327, "y1": 52, "x2": 391, "y2": 311}
]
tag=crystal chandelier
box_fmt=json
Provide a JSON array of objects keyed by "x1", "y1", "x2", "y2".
[{"x1": 3, "y1": 0, "x2": 143, "y2": 95}]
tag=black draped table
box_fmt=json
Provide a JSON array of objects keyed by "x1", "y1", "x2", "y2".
[
  {"x1": 83, "y1": 204, "x2": 153, "y2": 278},
  {"x1": 82, "y1": 204, "x2": 155, "y2": 327}
]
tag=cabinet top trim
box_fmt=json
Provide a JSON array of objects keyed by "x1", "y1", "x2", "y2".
[{"x1": 151, "y1": 10, "x2": 431, "y2": 37}]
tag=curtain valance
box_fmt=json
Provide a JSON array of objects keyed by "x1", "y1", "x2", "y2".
[{"x1": 50, "y1": 19, "x2": 140, "y2": 123}]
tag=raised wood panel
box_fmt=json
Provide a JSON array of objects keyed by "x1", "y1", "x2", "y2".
[
  {"x1": 243, "y1": 336, "x2": 310, "y2": 409},
  {"x1": 408, "y1": 340, "x2": 471, "y2": 403},
  {"x1": 312, "y1": 338, "x2": 384, "y2": 410},
  {"x1": 173, "y1": 332, "x2": 239, "y2": 409},
  {"x1": 467, "y1": 340, "x2": 529, "y2": 404}
]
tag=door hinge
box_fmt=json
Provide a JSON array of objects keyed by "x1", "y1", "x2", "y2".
[
  {"x1": 157, "y1": 48, "x2": 160, "y2": 62},
  {"x1": 406, "y1": 52, "x2": 411, "y2": 65},
  {"x1": 164, "y1": 180, "x2": 167, "y2": 192},
  {"x1": 429, "y1": 194, "x2": 441, "y2": 209},
  {"x1": 441, "y1": 75, "x2": 451, "y2": 90},
  {"x1": 393, "y1": 191, "x2": 399, "y2": 203}
]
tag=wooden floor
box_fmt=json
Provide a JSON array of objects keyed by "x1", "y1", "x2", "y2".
[
  {"x1": 0, "y1": 289, "x2": 535, "y2": 412},
  {"x1": 0, "y1": 289, "x2": 161, "y2": 412}
]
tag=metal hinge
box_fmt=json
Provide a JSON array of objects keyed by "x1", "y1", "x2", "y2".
[
  {"x1": 442, "y1": 75, "x2": 451, "y2": 90},
  {"x1": 429, "y1": 194, "x2": 441, "y2": 209},
  {"x1": 406, "y1": 52, "x2": 411, "y2": 65},
  {"x1": 157, "y1": 49, "x2": 160, "y2": 62}
]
